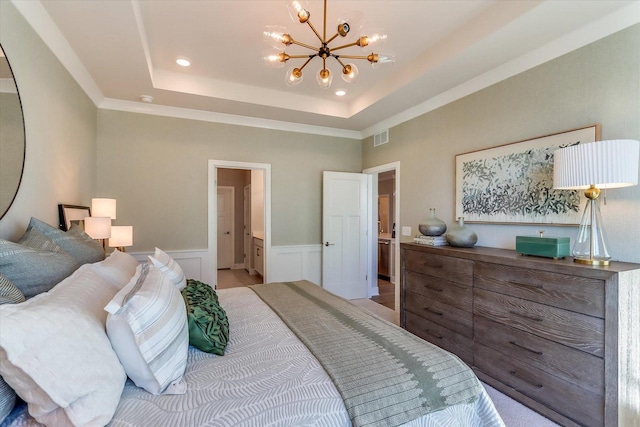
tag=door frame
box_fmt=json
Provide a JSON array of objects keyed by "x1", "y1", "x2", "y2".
[
  {"x1": 216, "y1": 186, "x2": 235, "y2": 269},
  {"x1": 208, "y1": 160, "x2": 271, "y2": 287},
  {"x1": 363, "y1": 161, "x2": 400, "y2": 311}
]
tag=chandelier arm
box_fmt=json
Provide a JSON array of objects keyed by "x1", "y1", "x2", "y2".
[
  {"x1": 330, "y1": 41, "x2": 359, "y2": 51},
  {"x1": 305, "y1": 20, "x2": 324, "y2": 43},
  {"x1": 333, "y1": 56, "x2": 346, "y2": 68},
  {"x1": 323, "y1": 0, "x2": 327, "y2": 41},
  {"x1": 326, "y1": 32, "x2": 340, "y2": 45},
  {"x1": 291, "y1": 40, "x2": 320, "y2": 51},
  {"x1": 298, "y1": 57, "x2": 314, "y2": 71},
  {"x1": 287, "y1": 54, "x2": 317, "y2": 60},
  {"x1": 336, "y1": 54, "x2": 373, "y2": 60}
]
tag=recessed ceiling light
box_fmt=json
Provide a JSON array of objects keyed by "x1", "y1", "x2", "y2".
[
  {"x1": 335, "y1": 90, "x2": 346, "y2": 96},
  {"x1": 176, "y1": 58, "x2": 191, "y2": 67}
]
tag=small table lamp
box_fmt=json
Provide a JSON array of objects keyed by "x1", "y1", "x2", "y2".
[
  {"x1": 109, "y1": 226, "x2": 133, "y2": 252},
  {"x1": 553, "y1": 139, "x2": 639, "y2": 265},
  {"x1": 84, "y1": 216, "x2": 112, "y2": 250},
  {"x1": 91, "y1": 198, "x2": 116, "y2": 219}
]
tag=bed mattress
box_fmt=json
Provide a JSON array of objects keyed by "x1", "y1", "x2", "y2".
[{"x1": 4, "y1": 287, "x2": 504, "y2": 427}]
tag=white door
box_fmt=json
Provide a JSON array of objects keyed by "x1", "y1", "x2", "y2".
[
  {"x1": 322, "y1": 171, "x2": 369, "y2": 299},
  {"x1": 243, "y1": 185, "x2": 251, "y2": 271},
  {"x1": 217, "y1": 187, "x2": 234, "y2": 269}
]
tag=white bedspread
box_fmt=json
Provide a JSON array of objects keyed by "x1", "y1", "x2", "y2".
[{"x1": 5, "y1": 287, "x2": 504, "y2": 427}]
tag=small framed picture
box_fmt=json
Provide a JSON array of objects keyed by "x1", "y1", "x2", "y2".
[{"x1": 58, "y1": 204, "x2": 91, "y2": 231}]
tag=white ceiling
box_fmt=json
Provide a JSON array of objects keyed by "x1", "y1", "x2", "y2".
[{"x1": 12, "y1": 0, "x2": 640, "y2": 139}]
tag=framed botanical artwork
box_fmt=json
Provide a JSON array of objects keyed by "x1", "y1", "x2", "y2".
[
  {"x1": 58, "y1": 204, "x2": 91, "y2": 231},
  {"x1": 455, "y1": 125, "x2": 600, "y2": 225}
]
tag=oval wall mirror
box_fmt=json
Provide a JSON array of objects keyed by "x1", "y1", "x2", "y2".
[{"x1": 0, "y1": 44, "x2": 26, "y2": 219}]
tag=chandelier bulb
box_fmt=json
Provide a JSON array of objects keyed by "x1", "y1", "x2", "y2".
[
  {"x1": 287, "y1": 1, "x2": 310, "y2": 23},
  {"x1": 285, "y1": 67, "x2": 304, "y2": 86},
  {"x1": 341, "y1": 63, "x2": 359, "y2": 84},
  {"x1": 316, "y1": 68, "x2": 333, "y2": 88}
]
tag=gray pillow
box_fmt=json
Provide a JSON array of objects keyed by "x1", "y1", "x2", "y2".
[
  {"x1": 0, "y1": 273, "x2": 25, "y2": 423},
  {"x1": 27, "y1": 218, "x2": 105, "y2": 265},
  {"x1": 0, "y1": 239, "x2": 79, "y2": 298},
  {"x1": 17, "y1": 227, "x2": 66, "y2": 254}
]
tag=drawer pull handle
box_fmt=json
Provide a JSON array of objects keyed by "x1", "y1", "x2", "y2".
[
  {"x1": 509, "y1": 281, "x2": 543, "y2": 290},
  {"x1": 509, "y1": 310, "x2": 543, "y2": 322},
  {"x1": 423, "y1": 284, "x2": 444, "y2": 292},
  {"x1": 509, "y1": 371, "x2": 543, "y2": 389},
  {"x1": 422, "y1": 262, "x2": 443, "y2": 269},
  {"x1": 424, "y1": 307, "x2": 443, "y2": 316},
  {"x1": 424, "y1": 330, "x2": 443, "y2": 340},
  {"x1": 509, "y1": 341, "x2": 543, "y2": 355}
]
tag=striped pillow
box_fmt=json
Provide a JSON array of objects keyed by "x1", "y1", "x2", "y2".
[
  {"x1": 27, "y1": 217, "x2": 105, "y2": 265},
  {"x1": 0, "y1": 274, "x2": 24, "y2": 424},
  {"x1": 148, "y1": 247, "x2": 186, "y2": 290},
  {"x1": 105, "y1": 263, "x2": 189, "y2": 395}
]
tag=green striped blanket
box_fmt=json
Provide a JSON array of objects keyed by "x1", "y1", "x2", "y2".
[{"x1": 250, "y1": 281, "x2": 482, "y2": 427}]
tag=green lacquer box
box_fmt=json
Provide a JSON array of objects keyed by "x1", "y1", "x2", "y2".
[{"x1": 515, "y1": 235, "x2": 570, "y2": 259}]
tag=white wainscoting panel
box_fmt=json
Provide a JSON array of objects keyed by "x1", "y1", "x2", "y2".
[
  {"x1": 131, "y1": 246, "x2": 321, "y2": 286},
  {"x1": 131, "y1": 249, "x2": 212, "y2": 283},
  {"x1": 269, "y1": 245, "x2": 322, "y2": 285}
]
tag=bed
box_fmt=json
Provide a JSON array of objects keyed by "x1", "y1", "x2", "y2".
[{"x1": 0, "y1": 218, "x2": 505, "y2": 427}]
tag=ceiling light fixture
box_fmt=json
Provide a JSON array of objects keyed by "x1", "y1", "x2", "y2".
[
  {"x1": 335, "y1": 90, "x2": 346, "y2": 96},
  {"x1": 176, "y1": 58, "x2": 191, "y2": 67},
  {"x1": 263, "y1": 0, "x2": 394, "y2": 89}
]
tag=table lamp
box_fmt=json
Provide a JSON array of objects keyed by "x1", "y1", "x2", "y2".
[
  {"x1": 553, "y1": 139, "x2": 639, "y2": 265},
  {"x1": 109, "y1": 226, "x2": 133, "y2": 252},
  {"x1": 84, "y1": 216, "x2": 112, "y2": 250},
  {"x1": 91, "y1": 198, "x2": 116, "y2": 219}
]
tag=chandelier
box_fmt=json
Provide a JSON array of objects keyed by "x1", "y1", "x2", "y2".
[{"x1": 263, "y1": 0, "x2": 393, "y2": 89}]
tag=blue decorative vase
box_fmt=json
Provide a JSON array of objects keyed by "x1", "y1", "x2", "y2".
[{"x1": 445, "y1": 217, "x2": 477, "y2": 247}]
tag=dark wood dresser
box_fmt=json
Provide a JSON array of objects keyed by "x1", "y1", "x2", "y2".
[{"x1": 400, "y1": 243, "x2": 640, "y2": 427}]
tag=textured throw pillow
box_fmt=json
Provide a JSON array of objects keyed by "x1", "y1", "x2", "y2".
[
  {"x1": 27, "y1": 217, "x2": 105, "y2": 265},
  {"x1": 0, "y1": 239, "x2": 79, "y2": 298},
  {"x1": 0, "y1": 264, "x2": 127, "y2": 426},
  {"x1": 148, "y1": 247, "x2": 186, "y2": 290},
  {"x1": 105, "y1": 263, "x2": 189, "y2": 395},
  {"x1": 17, "y1": 227, "x2": 66, "y2": 254},
  {"x1": 181, "y1": 279, "x2": 229, "y2": 355},
  {"x1": 67, "y1": 223, "x2": 105, "y2": 253},
  {"x1": 0, "y1": 274, "x2": 24, "y2": 424}
]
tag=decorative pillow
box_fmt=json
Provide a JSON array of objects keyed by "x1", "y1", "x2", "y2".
[
  {"x1": 0, "y1": 239, "x2": 79, "y2": 298},
  {"x1": 68, "y1": 223, "x2": 105, "y2": 253},
  {"x1": 27, "y1": 217, "x2": 105, "y2": 265},
  {"x1": 105, "y1": 263, "x2": 189, "y2": 395},
  {"x1": 91, "y1": 249, "x2": 139, "y2": 290},
  {"x1": 0, "y1": 274, "x2": 25, "y2": 424},
  {"x1": 0, "y1": 264, "x2": 127, "y2": 426},
  {"x1": 17, "y1": 227, "x2": 66, "y2": 254},
  {"x1": 148, "y1": 247, "x2": 186, "y2": 290},
  {"x1": 181, "y1": 279, "x2": 229, "y2": 355}
]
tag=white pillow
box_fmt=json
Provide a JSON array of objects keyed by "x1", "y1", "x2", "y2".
[
  {"x1": 148, "y1": 247, "x2": 187, "y2": 290},
  {"x1": 105, "y1": 263, "x2": 189, "y2": 395},
  {"x1": 92, "y1": 249, "x2": 139, "y2": 289},
  {"x1": 0, "y1": 264, "x2": 127, "y2": 427}
]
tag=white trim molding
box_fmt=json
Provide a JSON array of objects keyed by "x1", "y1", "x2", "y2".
[
  {"x1": 269, "y1": 245, "x2": 322, "y2": 285},
  {"x1": 130, "y1": 249, "x2": 212, "y2": 283}
]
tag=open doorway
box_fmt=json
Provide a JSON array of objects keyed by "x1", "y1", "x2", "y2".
[
  {"x1": 208, "y1": 160, "x2": 271, "y2": 289},
  {"x1": 364, "y1": 162, "x2": 400, "y2": 313}
]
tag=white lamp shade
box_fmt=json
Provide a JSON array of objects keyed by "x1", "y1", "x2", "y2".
[
  {"x1": 84, "y1": 217, "x2": 112, "y2": 239},
  {"x1": 109, "y1": 226, "x2": 133, "y2": 248},
  {"x1": 91, "y1": 198, "x2": 117, "y2": 219},
  {"x1": 553, "y1": 139, "x2": 639, "y2": 190}
]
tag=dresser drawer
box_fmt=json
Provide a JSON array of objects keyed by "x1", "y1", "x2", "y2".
[
  {"x1": 475, "y1": 343, "x2": 603, "y2": 427},
  {"x1": 405, "y1": 292, "x2": 472, "y2": 338},
  {"x1": 474, "y1": 316, "x2": 603, "y2": 394},
  {"x1": 405, "y1": 270, "x2": 472, "y2": 311},
  {"x1": 404, "y1": 250, "x2": 473, "y2": 286},
  {"x1": 474, "y1": 261, "x2": 604, "y2": 318},
  {"x1": 474, "y1": 288, "x2": 604, "y2": 357},
  {"x1": 405, "y1": 311, "x2": 473, "y2": 365}
]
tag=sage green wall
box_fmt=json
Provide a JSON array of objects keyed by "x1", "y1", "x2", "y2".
[
  {"x1": 363, "y1": 25, "x2": 640, "y2": 264},
  {"x1": 0, "y1": 1, "x2": 97, "y2": 241},
  {"x1": 96, "y1": 110, "x2": 362, "y2": 251}
]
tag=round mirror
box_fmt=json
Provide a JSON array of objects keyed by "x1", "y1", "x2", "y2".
[{"x1": 0, "y1": 44, "x2": 25, "y2": 219}]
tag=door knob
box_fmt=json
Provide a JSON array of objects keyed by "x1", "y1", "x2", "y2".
[
  {"x1": 225, "y1": 231, "x2": 230, "y2": 235},
  {"x1": 324, "y1": 242, "x2": 335, "y2": 246}
]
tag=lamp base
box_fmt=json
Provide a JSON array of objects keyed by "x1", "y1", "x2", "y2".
[
  {"x1": 573, "y1": 257, "x2": 610, "y2": 266},
  {"x1": 113, "y1": 246, "x2": 127, "y2": 252}
]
